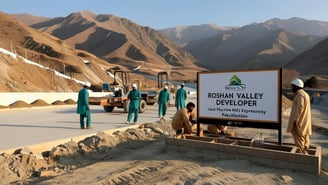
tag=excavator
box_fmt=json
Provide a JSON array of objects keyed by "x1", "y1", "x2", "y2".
[{"x1": 89, "y1": 70, "x2": 171, "y2": 113}]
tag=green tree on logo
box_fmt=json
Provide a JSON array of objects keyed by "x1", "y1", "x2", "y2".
[{"x1": 229, "y1": 75, "x2": 241, "y2": 85}]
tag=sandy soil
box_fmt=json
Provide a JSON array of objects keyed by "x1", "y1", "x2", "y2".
[
  {"x1": 1, "y1": 102, "x2": 328, "y2": 185},
  {"x1": 0, "y1": 99, "x2": 76, "y2": 109}
]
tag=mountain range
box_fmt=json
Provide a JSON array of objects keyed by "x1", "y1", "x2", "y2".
[
  {"x1": 1, "y1": 11, "x2": 206, "y2": 92},
  {"x1": 159, "y1": 17, "x2": 328, "y2": 45},
  {"x1": 285, "y1": 37, "x2": 328, "y2": 75},
  {"x1": 14, "y1": 12, "x2": 328, "y2": 75},
  {"x1": 160, "y1": 18, "x2": 328, "y2": 73},
  {"x1": 3, "y1": 11, "x2": 328, "y2": 93},
  {"x1": 24, "y1": 11, "x2": 203, "y2": 78},
  {"x1": 0, "y1": 12, "x2": 117, "y2": 92}
]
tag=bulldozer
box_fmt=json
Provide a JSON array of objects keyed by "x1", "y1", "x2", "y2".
[{"x1": 89, "y1": 70, "x2": 170, "y2": 113}]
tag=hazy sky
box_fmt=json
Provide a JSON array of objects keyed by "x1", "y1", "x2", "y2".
[{"x1": 1, "y1": 0, "x2": 327, "y2": 29}]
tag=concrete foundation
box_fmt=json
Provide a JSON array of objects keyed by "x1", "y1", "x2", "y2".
[{"x1": 165, "y1": 136, "x2": 322, "y2": 175}]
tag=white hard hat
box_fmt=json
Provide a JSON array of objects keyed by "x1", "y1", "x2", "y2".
[
  {"x1": 84, "y1": 82, "x2": 91, "y2": 87},
  {"x1": 181, "y1": 82, "x2": 185, "y2": 86},
  {"x1": 132, "y1": 83, "x2": 137, "y2": 88},
  {"x1": 164, "y1": 85, "x2": 168, "y2": 89},
  {"x1": 291, "y1": 78, "x2": 304, "y2": 88}
]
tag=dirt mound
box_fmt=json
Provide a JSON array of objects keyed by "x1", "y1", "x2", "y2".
[
  {"x1": 2, "y1": 98, "x2": 76, "y2": 108},
  {"x1": 0, "y1": 105, "x2": 8, "y2": 109},
  {"x1": 282, "y1": 95, "x2": 292, "y2": 110},
  {"x1": 30, "y1": 99, "x2": 50, "y2": 106},
  {"x1": 1, "y1": 121, "x2": 174, "y2": 184},
  {"x1": 0, "y1": 150, "x2": 54, "y2": 184},
  {"x1": 64, "y1": 99, "x2": 76, "y2": 104},
  {"x1": 9, "y1": 100, "x2": 31, "y2": 108},
  {"x1": 51, "y1": 100, "x2": 66, "y2": 105}
]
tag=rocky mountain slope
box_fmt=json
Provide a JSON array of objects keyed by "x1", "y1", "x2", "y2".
[
  {"x1": 23, "y1": 11, "x2": 204, "y2": 78},
  {"x1": 0, "y1": 12, "x2": 121, "y2": 92},
  {"x1": 262, "y1": 17, "x2": 328, "y2": 37},
  {"x1": 11, "y1": 13, "x2": 51, "y2": 26},
  {"x1": 11, "y1": 12, "x2": 328, "y2": 78},
  {"x1": 160, "y1": 18, "x2": 328, "y2": 74},
  {"x1": 284, "y1": 37, "x2": 328, "y2": 75},
  {"x1": 159, "y1": 24, "x2": 236, "y2": 46},
  {"x1": 184, "y1": 24, "x2": 324, "y2": 70},
  {"x1": 160, "y1": 17, "x2": 328, "y2": 46}
]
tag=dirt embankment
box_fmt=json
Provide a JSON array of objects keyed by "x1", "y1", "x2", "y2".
[{"x1": 0, "y1": 121, "x2": 173, "y2": 184}]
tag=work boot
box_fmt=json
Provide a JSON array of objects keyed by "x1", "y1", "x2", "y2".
[
  {"x1": 86, "y1": 126, "x2": 92, "y2": 129},
  {"x1": 80, "y1": 126, "x2": 85, "y2": 129}
]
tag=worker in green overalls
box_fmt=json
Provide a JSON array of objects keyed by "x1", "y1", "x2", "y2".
[
  {"x1": 175, "y1": 83, "x2": 187, "y2": 110},
  {"x1": 126, "y1": 83, "x2": 141, "y2": 124},
  {"x1": 77, "y1": 82, "x2": 91, "y2": 129},
  {"x1": 158, "y1": 85, "x2": 170, "y2": 120}
]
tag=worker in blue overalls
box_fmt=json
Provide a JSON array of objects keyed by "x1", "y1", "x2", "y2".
[
  {"x1": 158, "y1": 85, "x2": 170, "y2": 120},
  {"x1": 126, "y1": 83, "x2": 141, "y2": 124},
  {"x1": 175, "y1": 83, "x2": 187, "y2": 110},
  {"x1": 77, "y1": 82, "x2": 91, "y2": 129}
]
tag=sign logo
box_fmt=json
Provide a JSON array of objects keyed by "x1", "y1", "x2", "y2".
[{"x1": 225, "y1": 75, "x2": 246, "y2": 90}]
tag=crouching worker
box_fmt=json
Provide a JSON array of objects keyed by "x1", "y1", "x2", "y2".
[
  {"x1": 171, "y1": 102, "x2": 203, "y2": 138},
  {"x1": 207, "y1": 124, "x2": 235, "y2": 137}
]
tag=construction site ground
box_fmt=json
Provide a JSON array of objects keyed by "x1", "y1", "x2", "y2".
[{"x1": 1, "y1": 96, "x2": 328, "y2": 184}]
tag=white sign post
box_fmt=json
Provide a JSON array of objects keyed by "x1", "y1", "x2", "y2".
[{"x1": 197, "y1": 68, "x2": 282, "y2": 143}]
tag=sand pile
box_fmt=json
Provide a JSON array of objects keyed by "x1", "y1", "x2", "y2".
[
  {"x1": 282, "y1": 95, "x2": 292, "y2": 110},
  {"x1": 0, "y1": 105, "x2": 8, "y2": 109},
  {"x1": 30, "y1": 99, "x2": 50, "y2": 107},
  {"x1": 49, "y1": 99, "x2": 76, "y2": 105},
  {"x1": 0, "y1": 99, "x2": 77, "y2": 109},
  {"x1": 0, "y1": 121, "x2": 174, "y2": 184},
  {"x1": 51, "y1": 100, "x2": 66, "y2": 105},
  {"x1": 64, "y1": 99, "x2": 76, "y2": 104},
  {"x1": 0, "y1": 151, "x2": 53, "y2": 184},
  {"x1": 9, "y1": 100, "x2": 31, "y2": 108}
]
